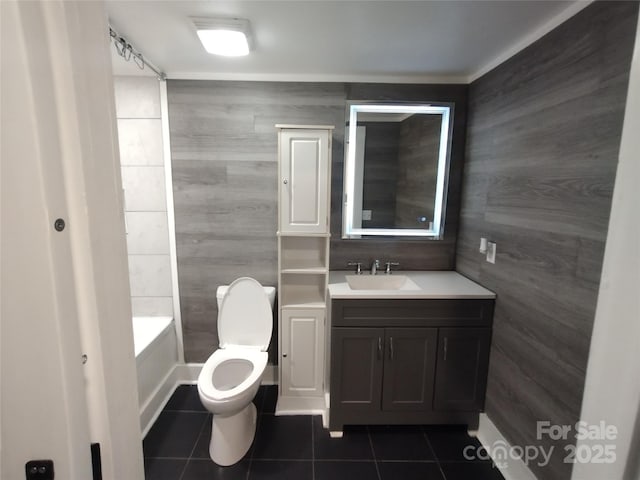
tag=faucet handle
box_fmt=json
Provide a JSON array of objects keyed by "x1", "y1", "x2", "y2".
[
  {"x1": 347, "y1": 262, "x2": 362, "y2": 274},
  {"x1": 384, "y1": 262, "x2": 400, "y2": 274}
]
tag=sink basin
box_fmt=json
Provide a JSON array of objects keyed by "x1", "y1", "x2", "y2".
[{"x1": 346, "y1": 275, "x2": 421, "y2": 291}]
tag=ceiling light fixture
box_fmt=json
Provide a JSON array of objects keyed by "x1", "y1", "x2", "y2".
[{"x1": 191, "y1": 17, "x2": 253, "y2": 57}]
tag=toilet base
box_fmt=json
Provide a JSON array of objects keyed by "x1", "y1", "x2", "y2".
[{"x1": 209, "y1": 402, "x2": 257, "y2": 466}]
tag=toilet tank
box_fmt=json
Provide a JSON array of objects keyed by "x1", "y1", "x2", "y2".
[{"x1": 216, "y1": 284, "x2": 276, "y2": 310}]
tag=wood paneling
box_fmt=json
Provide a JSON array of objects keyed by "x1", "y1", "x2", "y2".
[
  {"x1": 168, "y1": 80, "x2": 467, "y2": 361},
  {"x1": 167, "y1": 80, "x2": 345, "y2": 362},
  {"x1": 395, "y1": 114, "x2": 441, "y2": 227},
  {"x1": 456, "y1": 3, "x2": 638, "y2": 479},
  {"x1": 168, "y1": 81, "x2": 345, "y2": 362},
  {"x1": 361, "y1": 122, "x2": 399, "y2": 227}
]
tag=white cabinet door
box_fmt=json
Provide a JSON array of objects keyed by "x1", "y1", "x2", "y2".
[
  {"x1": 280, "y1": 308, "x2": 325, "y2": 397},
  {"x1": 279, "y1": 129, "x2": 330, "y2": 234}
]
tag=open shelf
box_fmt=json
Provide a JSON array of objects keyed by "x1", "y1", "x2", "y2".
[
  {"x1": 280, "y1": 302, "x2": 326, "y2": 309},
  {"x1": 280, "y1": 236, "x2": 328, "y2": 272},
  {"x1": 280, "y1": 273, "x2": 326, "y2": 306},
  {"x1": 280, "y1": 266, "x2": 328, "y2": 274}
]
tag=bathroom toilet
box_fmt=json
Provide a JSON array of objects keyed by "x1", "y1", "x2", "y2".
[{"x1": 197, "y1": 277, "x2": 276, "y2": 466}]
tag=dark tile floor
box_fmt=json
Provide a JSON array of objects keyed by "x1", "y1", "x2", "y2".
[{"x1": 143, "y1": 385, "x2": 505, "y2": 480}]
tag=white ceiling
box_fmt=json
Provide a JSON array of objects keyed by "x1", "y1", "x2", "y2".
[{"x1": 106, "y1": 0, "x2": 587, "y2": 83}]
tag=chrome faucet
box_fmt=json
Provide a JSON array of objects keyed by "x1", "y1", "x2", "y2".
[
  {"x1": 371, "y1": 259, "x2": 380, "y2": 275},
  {"x1": 384, "y1": 261, "x2": 400, "y2": 274},
  {"x1": 347, "y1": 262, "x2": 362, "y2": 274}
]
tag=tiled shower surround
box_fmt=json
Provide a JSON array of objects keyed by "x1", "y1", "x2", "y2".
[{"x1": 114, "y1": 76, "x2": 173, "y2": 316}]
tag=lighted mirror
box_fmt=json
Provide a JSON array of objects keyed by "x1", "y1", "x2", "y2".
[{"x1": 342, "y1": 102, "x2": 453, "y2": 239}]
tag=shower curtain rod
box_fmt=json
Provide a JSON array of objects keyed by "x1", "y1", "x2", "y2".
[{"x1": 109, "y1": 26, "x2": 166, "y2": 80}]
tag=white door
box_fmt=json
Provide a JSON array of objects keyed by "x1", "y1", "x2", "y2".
[
  {"x1": 1, "y1": 1, "x2": 144, "y2": 479},
  {"x1": 279, "y1": 129, "x2": 330, "y2": 234},
  {"x1": 280, "y1": 308, "x2": 325, "y2": 397},
  {"x1": 1, "y1": 3, "x2": 94, "y2": 477}
]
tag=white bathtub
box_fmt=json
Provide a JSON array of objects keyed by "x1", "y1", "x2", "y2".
[{"x1": 132, "y1": 316, "x2": 178, "y2": 435}]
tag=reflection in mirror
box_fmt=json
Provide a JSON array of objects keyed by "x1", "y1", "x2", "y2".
[{"x1": 342, "y1": 103, "x2": 453, "y2": 238}]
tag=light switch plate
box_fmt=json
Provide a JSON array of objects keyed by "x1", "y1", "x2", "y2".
[
  {"x1": 479, "y1": 237, "x2": 487, "y2": 253},
  {"x1": 486, "y1": 242, "x2": 496, "y2": 264}
]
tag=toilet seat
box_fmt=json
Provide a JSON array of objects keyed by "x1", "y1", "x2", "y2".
[
  {"x1": 198, "y1": 348, "x2": 267, "y2": 401},
  {"x1": 218, "y1": 277, "x2": 273, "y2": 351}
]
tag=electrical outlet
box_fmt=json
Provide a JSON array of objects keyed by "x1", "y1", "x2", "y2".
[
  {"x1": 362, "y1": 210, "x2": 372, "y2": 221},
  {"x1": 25, "y1": 460, "x2": 54, "y2": 480},
  {"x1": 486, "y1": 242, "x2": 496, "y2": 264}
]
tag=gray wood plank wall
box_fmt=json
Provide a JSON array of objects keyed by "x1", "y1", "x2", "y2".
[
  {"x1": 361, "y1": 121, "x2": 400, "y2": 228},
  {"x1": 456, "y1": 3, "x2": 638, "y2": 479},
  {"x1": 395, "y1": 115, "x2": 441, "y2": 227},
  {"x1": 167, "y1": 81, "x2": 467, "y2": 362},
  {"x1": 167, "y1": 81, "x2": 344, "y2": 362}
]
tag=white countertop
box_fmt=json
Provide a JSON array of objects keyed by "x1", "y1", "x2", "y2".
[{"x1": 328, "y1": 270, "x2": 496, "y2": 299}]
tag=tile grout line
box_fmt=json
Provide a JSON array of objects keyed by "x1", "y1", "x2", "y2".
[
  {"x1": 246, "y1": 386, "x2": 269, "y2": 479},
  {"x1": 163, "y1": 409, "x2": 207, "y2": 413},
  {"x1": 246, "y1": 458, "x2": 315, "y2": 461},
  {"x1": 423, "y1": 428, "x2": 447, "y2": 480},
  {"x1": 154, "y1": 387, "x2": 498, "y2": 479},
  {"x1": 177, "y1": 411, "x2": 210, "y2": 480},
  {"x1": 314, "y1": 459, "x2": 380, "y2": 462},
  {"x1": 366, "y1": 426, "x2": 383, "y2": 480}
]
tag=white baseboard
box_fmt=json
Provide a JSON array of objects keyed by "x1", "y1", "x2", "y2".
[
  {"x1": 475, "y1": 413, "x2": 538, "y2": 480},
  {"x1": 172, "y1": 362, "x2": 201, "y2": 383},
  {"x1": 261, "y1": 364, "x2": 277, "y2": 385}
]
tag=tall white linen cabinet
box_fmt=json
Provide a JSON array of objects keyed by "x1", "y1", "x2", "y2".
[{"x1": 275, "y1": 125, "x2": 333, "y2": 415}]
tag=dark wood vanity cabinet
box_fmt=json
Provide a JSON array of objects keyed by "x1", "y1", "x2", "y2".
[
  {"x1": 331, "y1": 328, "x2": 383, "y2": 414},
  {"x1": 434, "y1": 327, "x2": 491, "y2": 412},
  {"x1": 382, "y1": 328, "x2": 438, "y2": 411},
  {"x1": 329, "y1": 299, "x2": 494, "y2": 431},
  {"x1": 332, "y1": 327, "x2": 437, "y2": 414}
]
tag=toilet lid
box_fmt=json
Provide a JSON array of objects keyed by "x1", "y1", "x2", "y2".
[{"x1": 218, "y1": 277, "x2": 273, "y2": 350}]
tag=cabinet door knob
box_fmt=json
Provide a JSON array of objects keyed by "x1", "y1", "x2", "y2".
[
  {"x1": 283, "y1": 353, "x2": 288, "y2": 358},
  {"x1": 283, "y1": 179, "x2": 288, "y2": 184}
]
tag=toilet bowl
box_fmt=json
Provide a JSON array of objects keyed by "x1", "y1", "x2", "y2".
[{"x1": 197, "y1": 277, "x2": 275, "y2": 466}]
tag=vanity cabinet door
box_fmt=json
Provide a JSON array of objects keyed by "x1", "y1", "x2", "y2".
[
  {"x1": 382, "y1": 328, "x2": 437, "y2": 411},
  {"x1": 278, "y1": 129, "x2": 330, "y2": 234},
  {"x1": 434, "y1": 328, "x2": 491, "y2": 411},
  {"x1": 280, "y1": 308, "x2": 325, "y2": 397},
  {"x1": 331, "y1": 328, "x2": 384, "y2": 412}
]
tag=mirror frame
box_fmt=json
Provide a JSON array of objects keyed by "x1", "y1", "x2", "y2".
[{"x1": 342, "y1": 102, "x2": 454, "y2": 239}]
